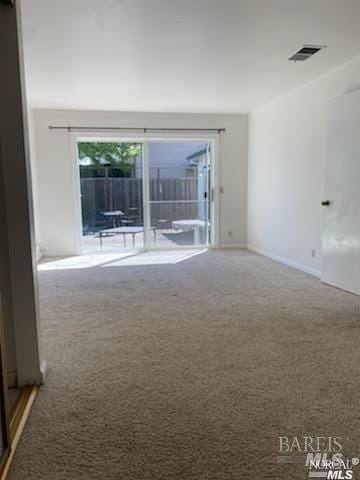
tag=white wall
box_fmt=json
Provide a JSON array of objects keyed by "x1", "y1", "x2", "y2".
[
  {"x1": 248, "y1": 54, "x2": 360, "y2": 277},
  {"x1": 0, "y1": 3, "x2": 44, "y2": 387},
  {"x1": 32, "y1": 109, "x2": 248, "y2": 256},
  {"x1": 27, "y1": 105, "x2": 42, "y2": 261}
]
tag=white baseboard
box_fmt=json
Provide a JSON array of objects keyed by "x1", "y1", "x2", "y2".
[
  {"x1": 246, "y1": 245, "x2": 321, "y2": 278},
  {"x1": 217, "y1": 243, "x2": 247, "y2": 250},
  {"x1": 35, "y1": 248, "x2": 43, "y2": 263},
  {"x1": 39, "y1": 360, "x2": 47, "y2": 385}
]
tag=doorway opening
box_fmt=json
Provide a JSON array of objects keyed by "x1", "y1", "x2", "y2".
[{"x1": 76, "y1": 139, "x2": 214, "y2": 254}]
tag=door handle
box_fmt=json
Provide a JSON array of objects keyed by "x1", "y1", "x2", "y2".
[{"x1": 321, "y1": 200, "x2": 331, "y2": 206}]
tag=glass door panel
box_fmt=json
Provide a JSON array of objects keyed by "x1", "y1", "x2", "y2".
[
  {"x1": 78, "y1": 142, "x2": 145, "y2": 253},
  {"x1": 147, "y1": 141, "x2": 211, "y2": 248}
]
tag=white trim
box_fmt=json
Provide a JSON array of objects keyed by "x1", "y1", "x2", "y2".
[
  {"x1": 246, "y1": 245, "x2": 321, "y2": 278},
  {"x1": 71, "y1": 132, "x2": 219, "y2": 251},
  {"x1": 206, "y1": 135, "x2": 220, "y2": 248},
  {"x1": 217, "y1": 243, "x2": 247, "y2": 249},
  {"x1": 39, "y1": 359, "x2": 48, "y2": 385},
  {"x1": 142, "y1": 141, "x2": 151, "y2": 248},
  {"x1": 70, "y1": 133, "x2": 83, "y2": 255},
  {"x1": 2, "y1": 4, "x2": 44, "y2": 387}
]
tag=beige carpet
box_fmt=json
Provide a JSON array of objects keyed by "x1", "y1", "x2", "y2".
[{"x1": 8, "y1": 250, "x2": 360, "y2": 479}]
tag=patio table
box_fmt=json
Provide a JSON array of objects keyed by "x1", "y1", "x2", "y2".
[
  {"x1": 102, "y1": 210, "x2": 124, "y2": 228},
  {"x1": 172, "y1": 219, "x2": 206, "y2": 244},
  {"x1": 99, "y1": 226, "x2": 156, "y2": 248}
]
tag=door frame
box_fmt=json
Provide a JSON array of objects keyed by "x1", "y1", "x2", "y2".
[{"x1": 70, "y1": 132, "x2": 220, "y2": 253}]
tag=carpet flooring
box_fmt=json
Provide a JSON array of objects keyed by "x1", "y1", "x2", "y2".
[{"x1": 8, "y1": 250, "x2": 360, "y2": 480}]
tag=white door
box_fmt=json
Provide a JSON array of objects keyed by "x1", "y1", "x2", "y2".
[{"x1": 322, "y1": 90, "x2": 360, "y2": 295}]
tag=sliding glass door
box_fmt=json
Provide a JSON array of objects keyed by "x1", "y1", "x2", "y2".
[
  {"x1": 146, "y1": 141, "x2": 211, "y2": 248},
  {"x1": 77, "y1": 139, "x2": 212, "y2": 253}
]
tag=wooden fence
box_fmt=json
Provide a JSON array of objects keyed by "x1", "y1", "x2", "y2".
[{"x1": 80, "y1": 177, "x2": 199, "y2": 232}]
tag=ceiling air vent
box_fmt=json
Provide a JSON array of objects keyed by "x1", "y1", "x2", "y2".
[{"x1": 288, "y1": 45, "x2": 326, "y2": 62}]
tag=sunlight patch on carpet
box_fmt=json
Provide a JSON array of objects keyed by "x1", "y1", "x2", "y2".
[{"x1": 38, "y1": 249, "x2": 206, "y2": 270}]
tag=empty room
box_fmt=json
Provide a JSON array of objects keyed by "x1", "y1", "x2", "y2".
[{"x1": 1, "y1": 1, "x2": 360, "y2": 479}]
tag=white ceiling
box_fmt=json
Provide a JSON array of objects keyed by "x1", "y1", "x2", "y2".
[{"x1": 20, "y1": 0, "x2": 360, "y2": 113}]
